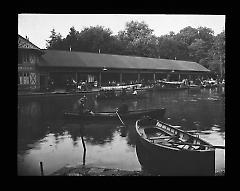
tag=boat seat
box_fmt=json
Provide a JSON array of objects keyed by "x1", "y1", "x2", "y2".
[{"x1": 149, "y1": 136, "x2": 170, "y2": 140}]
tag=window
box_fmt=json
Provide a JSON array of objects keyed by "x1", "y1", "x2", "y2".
[
  {"x1": 23, "y1": 52, "x2": 30, "y2": 63},
  {"x1": 29, "y1": 54, "x2": 35, "y2": 64},
  {"x1": 18, "y1": 54, "x2": 22, "y2": 65},
  {"x1": 23, "y1": 73, "x2": 30, "y2": 84},
  {"x1": 18, "y1": 73, "x2": 23, "y2": 85},
  {"x1": 30, "y1": 73, "x2": 36, "y2": 85}
]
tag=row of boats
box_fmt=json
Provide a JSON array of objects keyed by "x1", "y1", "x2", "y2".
[{"x1": 64, "y1": 104, "x2": 220, "y2": 175}]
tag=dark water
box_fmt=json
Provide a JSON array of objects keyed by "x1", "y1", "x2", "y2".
[{"x1": 18, "y1": 87, "x2": 225, "y2": 175}]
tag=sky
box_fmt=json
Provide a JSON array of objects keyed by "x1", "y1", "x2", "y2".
[{"x1": 18, "y1": 14, "x2": 225, "y2": 49}]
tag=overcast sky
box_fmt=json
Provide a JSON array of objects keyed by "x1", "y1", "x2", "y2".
[{"x1": 18, "y1": 14, "x2": 225, "y2": 49}]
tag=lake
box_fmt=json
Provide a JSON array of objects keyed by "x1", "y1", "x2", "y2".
[{"x1": 18, "y1": 86, "x2": 225, "y2": 176}]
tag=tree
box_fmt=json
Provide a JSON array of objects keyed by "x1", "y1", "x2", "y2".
[
  {"x1": 65, "y1": 26, "x2": 81, "y2": 51},
  {"x1": 78, "y1": 25, "x2": 114, "y2": 53},
  {"x1": 175, "y1": 26, "x2": 199, "y2": 46},
  {"x1": 46, "y1": 29, "x2": 63, "y2": 49},
  {"x1": 157, "y1": 35, "x2": 189, "y2": 60},
  {"x1": 207, "y1": 31, "x2": 225, "y2": 78},
  {"x1": 188, "y1": 38, "x2": 209, "y2": 63},
  {"x1": 117, "y1": 21, "x2": 156, "y2": 57}
]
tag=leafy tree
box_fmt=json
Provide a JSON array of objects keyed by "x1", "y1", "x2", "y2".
[
  {"x1": 157, "y1": 35, "x2": 189, "y2": 60},
  {"x1": 188, "y1": 38, "x2": 209, "y2": 62},
  {"x1": 175, "y1": 26, "x2": 199, "y2": 46},
  {"x1": 207, "y1": 31, "x2": 225, "y2": 77},
  {"x1": 46, "y1": 29, "x2": 63, "y2": 49},
  {"x1": 117, "y1": 21, "x2": 156, "y2": 57},
  {"x1": 78, "y1": 25, "x2": 114, "y2": 53},
  {"x1": 65, "y1": 26, "x2": 81, "y2": 51}
]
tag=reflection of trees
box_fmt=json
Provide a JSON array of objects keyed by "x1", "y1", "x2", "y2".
[
  {"x1": 66, "y1": 124, "x2": 85, "y2": 147},
  {"x1": 75, "y1": 123, "x2": 117, "y2": 145},
  {"x1": 18, "y1": 101, "x2": 48, "y2": 154}
]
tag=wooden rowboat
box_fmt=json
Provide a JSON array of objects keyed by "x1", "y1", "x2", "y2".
[
  {"x1": 96, "y1": 93, "x2": 147, "y2": 100},
  {"x1": 135, "y1": 118, "x2": 215, "y2": 176},
  {"x1": 64, "y1": 108, "x2": 166, "y2": 122}
]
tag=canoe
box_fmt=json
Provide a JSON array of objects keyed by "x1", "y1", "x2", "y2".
[
  {"x1": 135, "y1": 118, "x2": 215, "y2": 176},
  {"x1": 64, "y1": 108, "x2": 166, "y2": 122},
  {"x1": 154, "y1": 86, "x2": 188, "y2": 91},
  {"x1": 96, "y1": 93, "x2": 146, "y2": 100}
]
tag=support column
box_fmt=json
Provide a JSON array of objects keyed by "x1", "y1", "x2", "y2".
[
  {"x1": 99, "y1": 72, "x2": 102, "y2": 87},
  {"x1": 178, "y1": 74, "x2": 181, "y2": 81},
  {"x1": 120, "y1": 72, "x2": 123, "y2": 84},
  {"x1": 138, "y1": 73, "x2": 140, "y2": 83},
  {"x1": 75, "y1": 72, "x2": 78, "y2": 91},
  {"x1": 153, "y1": 73, "x2": 156, "y2": 82}
]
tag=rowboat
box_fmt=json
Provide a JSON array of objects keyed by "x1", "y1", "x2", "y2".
[
  {"x1": 188, "y1": 84, "x2": 201, "y2": 92},
  {"x1": 135, "y1": 117, "x2": 215, "y2": 176},
  {"x1": 153, "y1": 81, "x2": 188, "y2": 91},
  {"x1": 96, "y1": 93, "x2": 146, "y2": 100},
  {"x1": 64, "y1": 108, "x2": 166, "y2": 122}
]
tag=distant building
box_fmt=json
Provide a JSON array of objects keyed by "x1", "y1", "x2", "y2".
[{"x1": 18, "y1": 34, "x2": 210, "y2": 92}]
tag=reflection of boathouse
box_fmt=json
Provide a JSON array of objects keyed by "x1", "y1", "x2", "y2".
[{"x1": 18, "y1": 35, "x2": 210, "y2": 92}]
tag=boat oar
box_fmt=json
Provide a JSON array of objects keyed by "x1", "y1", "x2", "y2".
[
  {"x1": 116, "y1": 111, "x2": 127, "y2": 127},
  {"x1": 211, "y1": 145, "x2": 225, "y2": 149}
]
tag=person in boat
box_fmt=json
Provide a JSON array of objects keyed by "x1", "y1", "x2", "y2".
[
  {"x1": 77, "y1": 96, "x2": 93, "y2": 115},
  {"x1": 117, "y1": 103, "x2": 129, "y2": 114}
]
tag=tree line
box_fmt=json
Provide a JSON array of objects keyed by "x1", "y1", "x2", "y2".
[{"x1": 46, "y1": 20, "x2": 225, "y2": 78}]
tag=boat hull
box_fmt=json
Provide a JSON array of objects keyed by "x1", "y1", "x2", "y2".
[
  {"x1": 96, "y1": 94, "x2": 146, "y2": 100},
  {"x1": 135, "y1": 119, "x2": 215, "y2": 176},
  {"x1": 64, "y1": 108, "x2": 166, "y2": 122}
]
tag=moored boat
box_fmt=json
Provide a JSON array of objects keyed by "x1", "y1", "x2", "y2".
[
  {"x1": 135, "y1": 117, "x2": 215, "y2": 176},
  {"x1": 96, "y1": 92, "x2": 147, "y2": 100},
  {"x1": 188, "y1": 84, "x2": 201, "y2": 92},
  {"x1": 64, "y1": 108, "x2": 166, "y2": 122}
]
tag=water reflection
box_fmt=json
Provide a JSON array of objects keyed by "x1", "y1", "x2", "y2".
[{"x1": 18, "y1": 87, "x2": 225, "y2": 175}]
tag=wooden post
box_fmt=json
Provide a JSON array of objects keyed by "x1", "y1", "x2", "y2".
[
  {"x1": 178, "y1": 74, "x2": 181, "y2": 81},
  {"x1": 80, "y1": 126, "x2": 86, "y2": 166},
  {"x1": 75, "y1": 72, "x2": 78, "y2": 91},
  {"x1": 40, "y1": 161, "x2": 44, "y2": 176},
  {"x1": 153, "y1": 73, "x2": 156, "y2": 83},
  {"x1": 81, "y1": 135, "x2": 86, "y2": 166},
  {"x1": 99, "y1": 72, "x2": 102, "y2": 87},
  {"x1": 138, "y1": 73, "x2": 140, "y2": 83},
  {"x1": 120, "y1": 72, "x2": 122, "y2": 84}
]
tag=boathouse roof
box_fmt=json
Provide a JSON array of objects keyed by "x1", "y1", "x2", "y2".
[{"x1": 39, "y1": 50, "x2": 210, "y2": 72}]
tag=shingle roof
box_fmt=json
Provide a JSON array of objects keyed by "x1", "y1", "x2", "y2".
[{"x1": 39, "y1": 50, "x2": 210, "y2": 72}]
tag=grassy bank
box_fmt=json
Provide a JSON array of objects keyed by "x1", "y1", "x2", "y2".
[{"x1": 51, "y1": 164, "x2": 224, "y2": 176}]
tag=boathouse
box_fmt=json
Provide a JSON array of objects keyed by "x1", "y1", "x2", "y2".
[
  {"x1": 39, "y1": 50, "x2": 210, "y2": 89},
  {"x1": 18, "y1": 35, "x2": 210, "y2": 91}
]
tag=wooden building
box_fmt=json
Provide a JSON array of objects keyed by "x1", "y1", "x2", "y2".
[
  {"x1": 18, "y1": 35, "x2": 210, "y2": 92},
  {"x1": 39, "y1": 50, "x2": 210, "y2": 89},
  {"x1": 18, "y1": 35, "x2": 44, "y2": 91}
]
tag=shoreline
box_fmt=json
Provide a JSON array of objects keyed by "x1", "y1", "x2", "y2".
[{"x1": 50, "y1": 164, "x2": 225, "y2": 176}]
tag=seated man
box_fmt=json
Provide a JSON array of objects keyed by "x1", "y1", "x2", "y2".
[{"x1": 77, "y1": 96, "x2": 91, "y2": 115}]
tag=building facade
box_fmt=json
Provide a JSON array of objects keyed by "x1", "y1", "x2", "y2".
[
  {"x1": 18, "y1": 35, "x2": 44, "y2": 91},
  {"x1": 18, "y1": 35, "x2": 211, "y2": 92}
]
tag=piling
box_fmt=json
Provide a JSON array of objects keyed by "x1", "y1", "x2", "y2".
[{"x1": 40, "y1": 161, "x2": 44, "y2": 176}]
